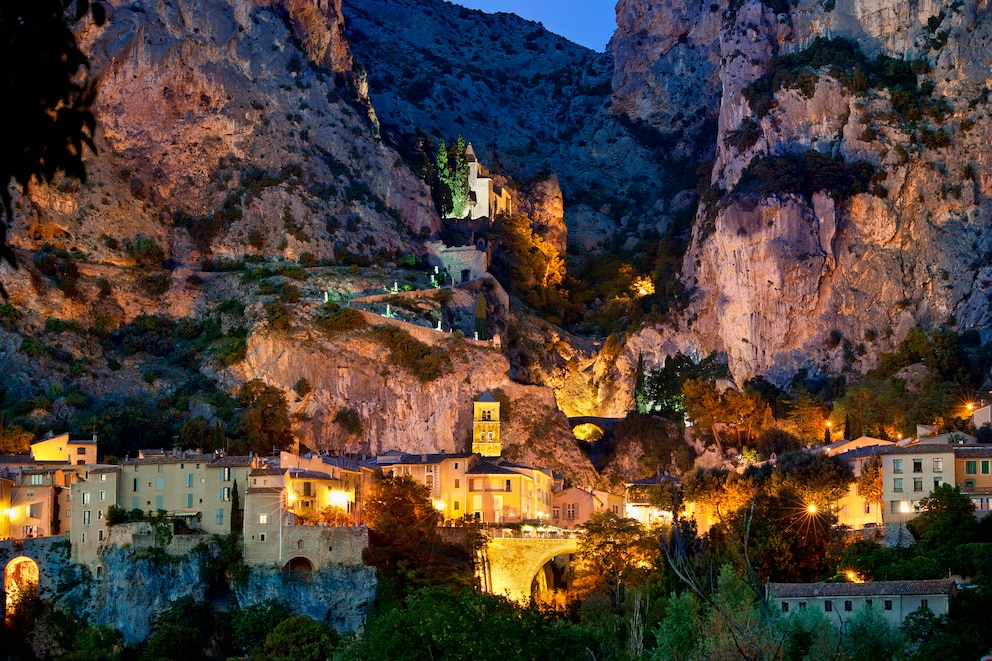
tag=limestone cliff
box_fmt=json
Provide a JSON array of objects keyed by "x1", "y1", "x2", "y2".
[{"x1": 612, "y1": 0, "x2": 992, "y2": 385}]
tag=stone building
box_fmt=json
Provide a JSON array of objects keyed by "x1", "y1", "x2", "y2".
[
  {"x1": 767, "y1": 579, "x2": 955, "y2": 627},
  {"x1": 472, "y1": 391, "x2": 501, "y2": 457}
]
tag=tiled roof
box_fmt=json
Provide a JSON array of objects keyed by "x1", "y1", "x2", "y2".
[
  {"x1": 211, "y1": 455, "x2": 252, "y2": 466},
  {"x1": 626, "y1": 474, "x2": 680, "y2": 487},
  {"x1": 287, "y1": 469, "x2": 332, "y2": 480},
  {"x1": 878, "y1": 444, "x2": 956, "y2": 455},
  {"x1": 466, "y1": 461, "x2": 518, "y2": 475},
  {"x1": 954, "y1": 447, "x2": 992, "y2": 458},
  {"x1": 387, "y1": 453, "x2": 475, "y2": 465},
  {"x1": 768, "y1": 579, "x2": 955, "y2": 598},
  {"x1": 88, "y1": 466, "x2": 120, "y2": 474},
  {"x1": 250, "y1": 467, "x2": 285, "y2": 476},
  {"x1": 477, "y1": 391, "x2": 497, "y2": 403},
  {"x1": 0, "y1": 455, "x2": 34, "y2": 463}
]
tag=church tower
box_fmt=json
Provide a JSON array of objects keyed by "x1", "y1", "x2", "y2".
[{"x1": 472, "y1": 392, "x2": 501, "y2": 457}]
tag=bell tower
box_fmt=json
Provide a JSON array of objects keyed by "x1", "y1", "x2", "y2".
[{"x1": 472, "y1": 392, "x2": 501, "y2": 457}]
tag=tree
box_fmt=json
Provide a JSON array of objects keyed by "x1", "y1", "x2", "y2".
[
  {"x1": 236, "y1": 379, "x2": 294, "y2": 454},
  {"x1": 140, "y1": 596, "x2": 213, "y2": 661},
  {"x1": 434, "y1": 138, "x2": 453, "y2": 217},
  {"x1": 0, "y1": 422, "x2": 33, "y2": 454},
  {"x1": 0, "y1": 0, "x2": 105, "y2": 296},
  {"x1": 262, "y1": 616, "x2": 340, "y2": 661},
  {"x1": 450, "y1": 135, "x2": 470, "y2": 218},
  {"x1": 231, "y1": 599, "x2": 290, "y2": 654},
  {"x1": 857, "y1": 454, "x2": 883, "y2": 513},
  {"x1": 906, "y1": 483, "x2": 976, "y2": 573},
  {"x1": 340, "y1": 587, "x2": 596, "y2": 661},
  {"x1": 474, "y1": 292, "x2": 487, "y2": 340},
  {"x1": 230, "y1": 478, "x2": 241, "y2": 533},
  {"x1": 572, "y1": 512, "x2": 657, "y2": 605}
]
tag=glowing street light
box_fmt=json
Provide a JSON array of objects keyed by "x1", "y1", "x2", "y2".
[{"x1": 806, "y1": 503, "x2": 818, "y2": 515}]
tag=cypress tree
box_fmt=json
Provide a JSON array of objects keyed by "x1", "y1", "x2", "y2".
[
  {"x1": 450, "y1": 135, "x2": 471, "y2": 218},
  {"x1": 474, "y1": 293, "x2": 487, "y2": 340},
  {"x1": 434, "y1": 138, "x2": 453, "y2": 217}
]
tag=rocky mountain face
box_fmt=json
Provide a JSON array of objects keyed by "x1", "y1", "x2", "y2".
[
  {"x1": 341, "y1": 0, "x2": 696, "y2": 251},
  {"x1": 613, "y1": 0, "x2": 992, "y2": 386}
]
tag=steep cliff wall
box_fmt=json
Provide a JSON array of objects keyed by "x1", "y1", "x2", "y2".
[{"x1": 615, "y1": 0, "x2": 992, "y2": 383}]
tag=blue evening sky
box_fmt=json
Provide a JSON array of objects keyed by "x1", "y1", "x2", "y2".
[{"x1": 450, "y1": 1, "x2": 618, "y2": 52}]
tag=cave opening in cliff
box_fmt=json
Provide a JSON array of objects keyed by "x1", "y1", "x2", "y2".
[{"x1": 4, "y1": 556, "x2": 39, "y2": 620}]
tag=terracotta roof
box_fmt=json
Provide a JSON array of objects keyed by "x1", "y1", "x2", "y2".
[{"x1": 768, "y1": 579, "x2": 955, "y2": 598}]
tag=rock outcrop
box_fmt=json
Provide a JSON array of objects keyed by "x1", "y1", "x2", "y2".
[{"x1": 612, "y1": 0, "x2": 992, "y2": 383}]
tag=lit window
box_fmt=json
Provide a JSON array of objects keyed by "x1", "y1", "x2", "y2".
[
  {"x1": 83, "y1": 510, "x2": 91, "y2": 525},
  {"x1": 29, "y1": 474, "x2": 43, "y2": 486},
  {"x1": 453, "y1": 501, "x2": 460, "y2": 511},
  {"x1": 82, "y1": 492, "x2": 91, "y2": 505},
  {"x1": 259, "y1": 514, "x2": 268, "y2": 524},
  {"x1": 933, "y1": 458, "x2": 943, "y2": 472},
  {"x1": 99, "y1": 474, "x2": 106, "y2": 482},
  {"x1": 454, "y1": 479, "x2": 460, "y2": 488},
  {"x1": 221, "y1": 487, "x2": 232, "y2": 502}
]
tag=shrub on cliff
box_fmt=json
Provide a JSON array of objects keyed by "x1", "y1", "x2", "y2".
[{"x1": 372, "y1": 325, "x2": 451, "y2": 382}]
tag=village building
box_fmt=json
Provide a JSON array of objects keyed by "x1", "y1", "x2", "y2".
[
  {"x1": 551, "y1": 486, "x2": 623, "y2": 529},
  {"x1": 767, "y1": 579, "x2": 955, "y2": 627}
]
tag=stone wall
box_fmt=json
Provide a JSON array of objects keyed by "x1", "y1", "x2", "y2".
[
  {"x1": 0, "y1": 536, "x2": 73, "y2": 602},
  {"x1": 245, "y1": 523, "x2": 367, "y2": 568}
]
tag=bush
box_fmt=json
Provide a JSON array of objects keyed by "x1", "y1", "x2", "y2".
[
  {"x1": 734, "y1": 150, "x2": 874, "y2": 202},
  {"x1": 315, "y1": 303, "x2": 367, "y2": 337},
  {"x1": 127, "y1": 235, "x2": 165, "y2": 266},
  {"x1": 372, "y1": 326, "x2": 451, "y2": 382},
  {"x1": 138, "y1": 272, "x2": 171, "y2": 297},
  {"x1": 21, "y1": 337, "x2": 44, "y2": 357},
  {"x1": 294, "y1": 378, "x2": 312, "y2": 398},
  {"x1": 334, "y1": 408, "x2": 364, "y2": 436}
]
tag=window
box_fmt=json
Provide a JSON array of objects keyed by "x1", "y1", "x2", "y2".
[
  {"x1": 82, "y1": 492, "x2": 91, "y2": 505},
  {"x1": 913, "y1": 478, "x2": 923, "y2": 492},
  {"x1": 97, "y1": 510, "x2": 103, "y2": 520},
  {"x1": 933, "y1": 458, "x2": 943, "y2": 472},
  {"x1": 99, "y1": 474, "x2": 106, "y2": 482},
  {"x1": 259, "y1": 533, "x2": 266, "y2": 542},
  {"x1": 259, "y1": 514, "x2": 268, "y2": 524},
  {"x1": 921, "y1": 599, "x2": 928, "y2": 609},
  {"x1": 983, "y1": 460, "x2": 991, "y2": 475},
  {"x1": 552, "y1": 506, "x2": 560, "y2": 519},
  {"x1": 893, "y1": 478, "x2": 903, "y2": 492},
  {"x1": 505, "y1": 479, "x2": 511, "y2": 492},
  {"x1": 798, "y1": 602, "x2": 807, "y2": 610},
  {"x1": 934, "y1": 477, "x2": 942, "y2": 490},
  {"x1": 453, "y1": 501, "x2": 460, "y2": 511},
  {"x1": 29, "y1": 474, "x2": 43, "y2": 486},
  {"x1": 966, "y1": 460, "x2": 977, "y2": 475},
  {"x1": 221, "y1": 487, "x2": 232, "y2": 502},
  {"x1": 216, "y1": 509, "x2": 224, "y2": 525},
  {"x1": 965, "y1": 479, "x2": 976, "y2": 490},
  {"x1": 186, "y1": 494, "x2": 193, "y2": 508},
  {"x1": 479, "y1": 432, "x2": 485, "y2": 443},
  {"x1": 426, "y1": 475, "x2": 434, "y2": 489},
  {"x1": 221, "y1": 467, "x2": 232, "y2": 481},
  {"x1": 99, "y1": 490, "x2": 105, "y2": 502},
  {"x1": 454, "y1": 463, "x2": 459, "y2": 470},
  {"x1": 824, "y1": 600, "x2": 833, "y2": 612},
  {"x1": 77, "y1": 447, "x2": 86, "y2": 455},
  {"x1": 890, "y1": 501, "x2": 901, "y2": 513},
  {"x1": 864, "y1": 502, "x2": 872, "y2": 514},
  {"x1": 133, "y1": 478, "x2": 140, "y2": 492},
  {"x1": 83, "y1": 510, "x2": 91, "y2": 525},
  {"x1": 488, "y1": 431, "x2": 493, "y2": 441},
  {"x1": 81, "y1": 532, "x2": 87, "y2": 544},
  {"x1": 132, "y1": 497, "x2": 139, "y2": 510},
  {"x1": 454, "y1": 479, "x2": 460, "y2": 488},
  {"x1": 186, "y1": 473, "x2": 193, "y2": 487},
  {"x1": 892, "y1": 459, "x2": 903, "y2": 474},
  {"x1": 155, "y1": 496, "x2": 163, "y2": 510},
  {"x1": 565, "y1": 503, "x2": 576, "y2": 520},
  {"x1": 884, "y1": 600, "x2": 892, "y2": 611},
  {"x1": 844, "y1": 600, "x2": 852, "y2": 612},
  {"x1": 156, "y1": 477, "x2": 164, "y2": 491},
  {"x1": 98, "y1": 529, "x2": 104, "y2": 541},
  {"x1": 912, "y1": 458, "x2": 922, "y2": 473},
  {"x1": 781, "y1": 602, "x2": 789, "y2": 613}
]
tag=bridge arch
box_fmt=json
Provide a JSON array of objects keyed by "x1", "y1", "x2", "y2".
[
  {"x1": 572, "y1": 423, "x2": 605, "y2": 442},
  {"x1": 5, "y1": 556, "x2": 39, "y2": 616},
  {"x1": 482, "y1": 536, "x2": 579, "y2": 603},
  {"x1": 284, "y1": 556, "x2": 314, "y2": 581}
]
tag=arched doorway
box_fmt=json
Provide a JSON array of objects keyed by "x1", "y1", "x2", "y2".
[
  {"x1": 5, "y1": 556, "x2": 39, "y2": 618},
  {"x1": 284, "y1": 556, "x2": 313, "y2": 581}
]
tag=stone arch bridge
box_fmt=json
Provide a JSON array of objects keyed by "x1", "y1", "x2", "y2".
[
  {"x1": 479, "y1": 534, "x2": 579, "y2": 603},
  {"x1": 0, "y1": 536, "x2": 72, "y2": 613}
]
